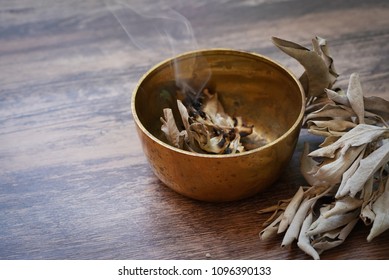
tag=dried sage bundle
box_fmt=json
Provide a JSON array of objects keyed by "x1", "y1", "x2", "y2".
[{"x1": 260, "y1": 36, "x2": 389, "y2": 259}]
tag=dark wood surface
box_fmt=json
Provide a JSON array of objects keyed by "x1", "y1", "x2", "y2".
[{"x1": 1, "y1": 0, "x2": 389, "y2": 260}]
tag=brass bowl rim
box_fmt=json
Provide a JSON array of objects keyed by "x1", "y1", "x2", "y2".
[{"x1": 131, "y1": 48, "x2": 305, "y2": 158}]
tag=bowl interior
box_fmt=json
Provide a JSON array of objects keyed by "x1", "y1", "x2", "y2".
[{"x1": 133, "y1": 49, "x2": 304, "y2": 152}]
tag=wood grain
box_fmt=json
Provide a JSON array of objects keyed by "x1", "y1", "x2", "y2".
[{"x1": 1, "y1": 0, "x2": 389, "y2": 259}]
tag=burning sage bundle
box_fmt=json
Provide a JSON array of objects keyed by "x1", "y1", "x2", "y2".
[
  {"x1": 160, "y1": 88, "x2": 265, "y2": 154},
  {"x1": 259, "y1": 36, "x2": 389, "y2": 259}
]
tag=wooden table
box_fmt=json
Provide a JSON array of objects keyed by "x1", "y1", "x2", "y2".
[{"x1": 1, "y1": 0, "x2": 388, "y2": 260}]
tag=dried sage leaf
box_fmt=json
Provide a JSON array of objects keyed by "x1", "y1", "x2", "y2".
[
  {"x1": 281, "y1": 197, "x2": 317, "y2": 247},
  {"x1": 367, "y1": 177, "x2": 389, "y2": 242},
  {"x1": 360, "y1": 177, "x2": 378, "y2": 225},
  {"x1": 305, "y1": 96, "x2": 334, "y2": 114},
  {"x1": 364, "y1": 96, "x2": 389, "y2": 121},
  {"x1": 323, "y1": 196, "x2": 363, "y2": 218},
  {"x1": 346, "y1": 73, "x2": 365, "y2": 124},
  {"x1": 308, "y1": 124, "x2": 389, "y2": 159},
  {"x1": 326, "y1": 88, "x2": 389, "y2": 122},
  {"x1": 260, "y1": 213, "x2": 283, "y2": 241},
  {"x1": 311, "y1": 145, "x2": 365, "y2": 187},
  {"x1": 307, "y1": 209, "x2": 359, "y2": 236},
  {"x1": 312, "y1": 218, "x2": 359, "y2": 252},
  {"x1": 319, "y1": 135, "x2": 340, "y2": 147},
  {"x1": 307, "y1": 120, "x2": 356, "y2": 132},
  {"x1": 313, "y1": 36, "x2": 338, "y2": 79},
  {"x1": 278, "y1": 187, "x2": 305, "y2": 233},
  {"x1": 297, "y1": 213, "x2": 320, "y2": 260},
  {"x1": 202, "y1": 89, "x2": 234, "y2": 127},
  {"x1": 308, "y1": 126, "x2": 335, "y2": 137},
  {"x1": 346, "y1": 141, "x2": 389, "y2": 197},
  {"x1": 300, "y1": 143, "x2": 320, "y2": 186},
  {"x1": 259, "y1": 199, "x2": 293, "y2": 227},
  {"x1": 305, "y1": 103, "x2": 355, "y2": 122},
  {"x1": 364, "y1": 110, "x2": 389, "y2": 127},
  {"x1": 272, "y1": 37, "x2": 337, "y2": 97},
  {"x1": 177, "y1": 100, "x2": 190, "y2": 132},
  {"x1": 335, "y1": 148, "x2": 366, "y2": 198},
  {"x1": 325, "y1": 88, "x2": 349, "y2": 106},
  {"x1": 160, "y1": 108, "x2": 186, "y2": 149}
]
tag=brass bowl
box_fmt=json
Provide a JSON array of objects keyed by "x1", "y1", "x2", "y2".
[{"x1": 132, "y1": 49, "x2": 305, "y2": 202}]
